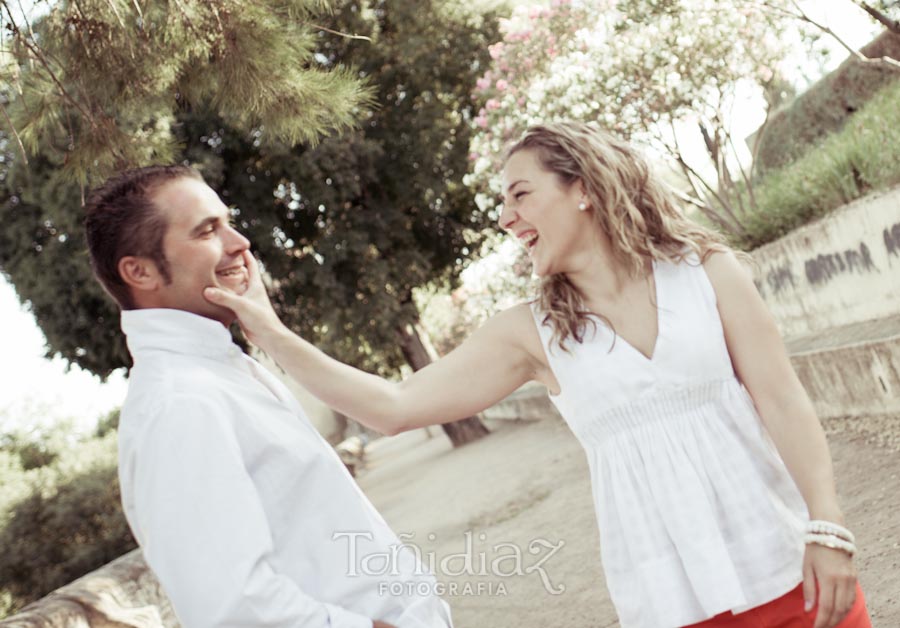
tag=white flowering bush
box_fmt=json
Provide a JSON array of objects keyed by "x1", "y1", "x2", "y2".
[{"x1": 465, "y1": 0, "x2": 795, "y2": 230}]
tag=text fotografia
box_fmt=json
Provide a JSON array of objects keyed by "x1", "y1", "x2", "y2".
[
  {"x1": 332, "y1": 531, "x2": 566, "y2": 595},
  {"x1": 380, "y1": 581, "x2": 510, "y2": 597}
]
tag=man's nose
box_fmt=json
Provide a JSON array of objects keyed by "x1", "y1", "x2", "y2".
[{"x1": 224, "y1": 224, "x2": 250, "y2": 252}]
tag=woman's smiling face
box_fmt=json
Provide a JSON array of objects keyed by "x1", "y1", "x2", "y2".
[{"x1": 499, "y1": 148, "x2": 593, "y2": 277}]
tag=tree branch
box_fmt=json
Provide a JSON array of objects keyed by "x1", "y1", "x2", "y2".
[
  {"x1": 752, "y1": 0, "x2": 900, "y2": 71},
  {"x1": 309, "y1": 23, "x2": 373, "y2": 42},
  {"x1": 854, "y1": 1, "x2": 900, "y2": 35},
  {"x1": 725, "y1": 127, "x2": 758, "y2": 212},
  {"x1": 667, "y1": 119, "x2": 747, "y2": 233},
  {"x1": 1, "y1": 5, "x2": 95, "y2": 125},
  {"x1": 663, "y1": 129, "x2": 746, "y2": 236}
]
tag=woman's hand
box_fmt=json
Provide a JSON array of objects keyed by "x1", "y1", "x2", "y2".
[
  {"x1": 802, "y1": 543, "x2": 858, "y2": 628},
  {"x1": 204, "y1": 249, "x2": 285, "y2": 348}
]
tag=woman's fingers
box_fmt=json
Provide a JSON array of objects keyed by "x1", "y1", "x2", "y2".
[
  {"x1": 830, "y1": 576, "x2": 858, "y2": 627},
  {"x1": 803, "y1": 556, "x2": 817, "y2": 614},
  {"x1": 813, "y1": 578, "x2": 836, "y2": 628},
  {"x1": 242, "y1": 248, "x2": 258, "y2": 279},
  {"x1": 204, "y1": 284, "x2": 241, "y2": 310},
  {"x1": 241, "y1": 248, "x2": 263, "y2": 292}
]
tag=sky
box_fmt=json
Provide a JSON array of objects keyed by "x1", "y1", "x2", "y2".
[
  {"x1": 0, "y1": 276, "x2": 128, "y2": 434},
  {"x1": 0, "y1": 0, "x2": 885, "y2": 434}
]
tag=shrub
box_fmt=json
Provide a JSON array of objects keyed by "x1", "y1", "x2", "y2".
[
  {"x1": 754, "y1": 31, "x2": 900, "y2": 173},
  {"x1": 0, "y1": 430, "x2": 135, "y2": 617},
  {"x1": 731, "y1": 78, "x2": 900, "y2": 250}
]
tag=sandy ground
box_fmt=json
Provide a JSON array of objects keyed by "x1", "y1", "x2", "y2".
[{"x1": 355, "y1": 414, "x2": 900, "y2": 628}]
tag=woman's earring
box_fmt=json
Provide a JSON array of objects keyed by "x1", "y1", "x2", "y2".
[{"x1": 578, "y1": 202, "x2": 588, "y2": 212}]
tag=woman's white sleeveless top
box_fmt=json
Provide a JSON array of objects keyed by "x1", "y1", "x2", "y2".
[{"x1": 530, "y1": 252, "x2": 808, "y2": 628}]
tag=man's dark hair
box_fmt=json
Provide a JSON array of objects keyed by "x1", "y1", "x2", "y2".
[{"x1": 84, "y1": 165, "x2": 204, "y2": 309}]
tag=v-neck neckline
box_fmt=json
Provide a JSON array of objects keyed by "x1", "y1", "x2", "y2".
[{"x1": 586, "y1": 257, "x2": 663, "y2": 364}]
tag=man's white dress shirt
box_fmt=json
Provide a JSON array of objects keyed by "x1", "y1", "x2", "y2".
[{"x1": 118, "y1": 308, "x2": 452, "y2": 628}]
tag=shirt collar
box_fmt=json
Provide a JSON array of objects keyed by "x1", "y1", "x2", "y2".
[{"x1": 121, "y1": 308, "x2": 238, "y2": 360}]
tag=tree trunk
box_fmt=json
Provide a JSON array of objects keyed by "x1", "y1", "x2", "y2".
[{"x1": 396, "y1": 319, "x2": 490, "y2": 447}]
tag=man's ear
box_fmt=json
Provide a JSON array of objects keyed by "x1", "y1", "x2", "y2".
[{"x1": 118, "y1": 256, "x2": 163, "y2": 294}]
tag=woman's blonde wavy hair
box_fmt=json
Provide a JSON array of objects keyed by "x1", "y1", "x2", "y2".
[{"x1": 505, "y1": 121, "x2": 744, "y2": 352}]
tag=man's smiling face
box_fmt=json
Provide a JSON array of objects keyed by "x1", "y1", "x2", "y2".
[{"x1": 149, "y1": 177, "x2": 251, "y2": 325}]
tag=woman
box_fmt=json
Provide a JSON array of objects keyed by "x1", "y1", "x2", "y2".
[{"x1": 204, "y1": 122, "x2": 871, "y2": 628}]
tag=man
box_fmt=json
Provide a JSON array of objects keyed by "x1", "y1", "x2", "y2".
[{"x1": 84, "y1": 165, "x2": 452, "y2": 628}]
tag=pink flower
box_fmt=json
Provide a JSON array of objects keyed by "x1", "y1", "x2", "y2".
[
  {"x1": 507, "y1": 29, "x2": 531, "y2": 43},
  {"x1": 496, "y1": 79, "x2": 509, "y2": 91}
]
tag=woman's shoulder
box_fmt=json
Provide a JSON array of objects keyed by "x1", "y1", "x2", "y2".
[
  {"x1": 699, "y1": 247, "x2": 754, "y2": 283},
  {"x1": 480, "y1": 302, "x2": 550, "y2": 359},
  {"x1": 488, "y1": 301, "x2": 541, "y2": 330}
]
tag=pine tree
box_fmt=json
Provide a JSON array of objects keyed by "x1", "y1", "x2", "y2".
[{"x1": 0, "y1": 0, "x2": 370, "y2": 186}]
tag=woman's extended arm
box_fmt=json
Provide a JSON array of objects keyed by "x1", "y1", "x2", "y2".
[
  {"x1": 204, "y1": 250, "x2": 546, "y2": 435},
  {"x1": 703, "y1": 250, "x2": 856, "y2": 628}
]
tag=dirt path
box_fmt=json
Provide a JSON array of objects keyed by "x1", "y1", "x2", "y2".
[{"x1": 356, "y1": 415, "x2": 900, "y2": 628}]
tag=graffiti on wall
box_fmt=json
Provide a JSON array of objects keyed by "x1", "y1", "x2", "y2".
[
  {"x1": 804, "y1": 242, "x2": 877, "y2": 286},
  {"x1": 885, "y1": 222, "x2": 900, "y2": 257},
  {"x1": 766, "y1": 264, "x2": 795, "y2": 295}
]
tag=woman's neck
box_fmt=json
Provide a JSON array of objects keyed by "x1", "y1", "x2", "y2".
[{"x1": 564, "y1": 241, "x2": 649, "y2": 308}]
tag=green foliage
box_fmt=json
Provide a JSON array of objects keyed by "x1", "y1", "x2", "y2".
[
  {"x1": 731, "y1": 78, "x2": 900, "y2": 250},
  {"x1": 754, "y1": 32, "x2": 900, "y2": 174},
  {"x1": 94, "y1": 408, "x2": 120, "y2": 439},
  {"x1": 0, "y1": 0, "x2": 371, "y2": 186},
  {"x1": 0, "y1": 428, "x2": 133, "y2": 618},
  {"x1": 0, "y1": 157, "x2": 138, "y2": 377},
  {"x1": 0, "y1": 432, "x2": 59, "y2": 471},
  {"x1": 0, "y1": 449, "x2": 29, "y2": 526}
]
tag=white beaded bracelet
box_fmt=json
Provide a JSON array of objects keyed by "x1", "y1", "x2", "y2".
[
  {"x1": 804, "y1": 533, "x2": 857, "y2": 557},
  {"x1": 806, "y1": 519, "x2": 856, "y2": 544}
]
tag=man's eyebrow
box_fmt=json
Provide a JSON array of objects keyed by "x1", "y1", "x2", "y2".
[{"x1": 189, "y1": 216, "x2": 220, "y2": 236}]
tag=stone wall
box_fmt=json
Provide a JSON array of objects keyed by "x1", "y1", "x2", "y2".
[
  {"x1": 750, "y1": 185, "x2": 900, "y2": 339},
  {"x1": 0, "y1": 551, "x2": 176, "y2": 628}
]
